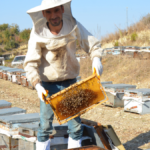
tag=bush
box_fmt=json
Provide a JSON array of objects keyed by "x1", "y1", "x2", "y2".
[
  {"x1": 0, "y1": 24, "x2": 9, "y2": 31},
  {"x1": 20, "y1": 29, "x2": 31, "y2": 41},
  {"x1": 5, "y1": 40, "x2": 17, "y2": 50},
  {"x1": 0, "y1": 48, "x2": 3, "y2": 52},
  {"x1": 10, "y1": 24, "x2": 20, "y2": 35},
  {"x1": 0, "y1": 38, "x2": 3, "y2": 44},
  {"x1": 131, "y1": 32, "x2": 138, "y2": 42},
  {"x1": 4, "y1": 30, "x2": 11, "y2": 40},
  {"x1": 4, "y1": 46, "x2": 10, "y2": 50},
  {"x1": 114, "y1": 41, "x2": 119, "y2": 46}
]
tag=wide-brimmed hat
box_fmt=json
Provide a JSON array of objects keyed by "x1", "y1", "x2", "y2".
[{"x1": 27, "y1": 0, "x2": 72, "y2": 13}]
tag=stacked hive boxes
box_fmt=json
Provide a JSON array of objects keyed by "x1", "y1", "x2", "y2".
[
  {"x1": 103, "y1": 84, "x2": 136, "y2": 107},
  {"x1": 123, "y1": 89, "x2": 150, "y2": 114}
]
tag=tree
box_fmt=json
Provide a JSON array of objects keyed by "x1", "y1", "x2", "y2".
[
  {"x1": 4, "y1": 40, "x2": 17, "y2": 50},
  {"x1": 0, "y1": 24, "x2": 9, "y2": 31},
  {"x1": 20, "y1": 29, "x2": 31, "y2": 41},
  {"x1": 10, "y1": 24, "x2": 20, "y2": 35},
  {"x1": 4, "y1": 30, "x2": 11, "y2": 40}
]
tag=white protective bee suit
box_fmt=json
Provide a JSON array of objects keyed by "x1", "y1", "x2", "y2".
[{"x1": 24, "y1": 0, "x2": 103, "y2": 149}]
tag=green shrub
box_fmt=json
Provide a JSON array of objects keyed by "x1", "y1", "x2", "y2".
[
  {"x1": 114, "y1": 41, "x2": 119, "y2": 46},
  {"x1": 131, "y1": 32, "x2": 138, "y2": 41},
  {"x1": 0, "y1": 24, "x2": 9, "y2": 31},
  {"x1": 0, "y1": 38, "x2": 3, "y2": 45},
  {"x1": 20, "y1": 29, "x2": 31, "y2": 41},
  {"x1": 0, "y1": 48, "x2": 3, "y2": 52},
  {"x1": 10, "y1": 24, "x2": 20, "y2": 35},
  {"x1": 4, "y1": 46, "x2": 10, "y2": 50},
  {"x1": 5, "y1": 40, "x2": 17, "y2": 50},
  {"x1": 4, "y1": 30, "x2": 11, "y2": 40}
]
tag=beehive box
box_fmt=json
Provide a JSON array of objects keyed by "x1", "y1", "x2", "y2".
[
  {"x1": 18, "y1": 122, "x2": 39, "y2": 150},
  {"x1": 0, "y1": 100, "x2": 12, "y2": 109},
  {"x1": 0, "y1": 135, "x2": 18, "y2": 150},
  {"x1": 18, "y1": 118, "x2": 125, "y2": 150},
  {"x1": 2, "y1": 68, "x2": 17, "y2": 80},
  {"x1": 20, "y1": 73, "x2": 28, "y2": 87},
  {"x1": 101, "y1": 81, "x2": 113, "y2": 86},
  {"x1": 0, "y1": 67, "x2": 12, "y2": 79},
  {"x1": 16, "y1": 72, "x2": 24, "y2": 85},
  {"x1": 7, "y1": 68, "x2": 24, "y2": 82},
  {"x1": 0, "y1": 107, "x2": 25, "y2": 150},
  {"x1": 18, "y1": 123, "x2": 69, "y2": 150},
  {"x1": 45, "y1": 73, "x2": 108, "y2": 124},
  {"x1": 18, "y1": 122, "x2": 106, "y2": 150},
  {"x1": 0, "y1": 66, "x2": 6, "y2": 69},
  {"x1": 0, "y1": 113, "x2": 40, "y2": 150},
  {"x1": 0, "y1": 66, "x2": 7, "y2": 74},
  {"x1": 0, "y1": 113, "x2": 40, "y2": 133},
  {"x1": 123, "y1": 89, "x2": 150, "y2": 114},
  {"x1": 81, "y1": 118, "x2": 125, "y2": 150},
  {"x1": 18, "y1": 120, "x2": 111, "y2": 150},
  {"x1": 64, "y1": 145, "x2": 107, "y2": 150},
  {"x1": 103, "y1": 84, "x2": 136, "y2": 107},
  {"x1": 0, "y1": 107, "x2": 26, "y2": 116},
  {"x1": 8, "y1": 69, "x2": 24, "y2": 83}
]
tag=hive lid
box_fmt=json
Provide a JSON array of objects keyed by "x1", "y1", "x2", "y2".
[
  {"x1": 19, "y1": 122, "x2": 68, "y2": 131},
  {"x1": 125, "y1": 89, "x2": 150, "y2": 96},
  {"x1": 19, "y1": 122, "x2": 39, "y2": 131},
  {"x1": 7, "y1": 69, "x2": 24, "y2": 73},
  {"x1": 101, "y1": 81, "x2": 113, "y2": 85},
  {"x1": 0, "y1": 67, "x2": 12, "y2": 72},
  {"x1": 0, "y1": 66, "x2": 6, "y2": 69},
  {"x1": 0, "y1": 107, "x2": 26, "y2": 116},
  {"x1": 0, "y1": 113, "x2": 40, "y2": 124},
  {"x1": 1, "y1": 68, "x2": 15, "y2": 71},
  {"x1": 103, "y1": 84, "x2": 136, "y2": 89},
  {"x1": 0, "y1": 100, "x2": 11, "y2": 107}
]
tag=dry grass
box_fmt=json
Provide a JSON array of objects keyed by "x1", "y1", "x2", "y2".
[
  {"x1": 79, "y1": 56, "x2": 92, "y2": 79},
  {"x1": 101, "y1": 14, "x2": 150, "y2": 46},
  {"x1": 101, "y1": 55, "x2": 150, "y2": 88},
  {"x1": 80, "y1": 55, "x2": 150, "y2": 89}
]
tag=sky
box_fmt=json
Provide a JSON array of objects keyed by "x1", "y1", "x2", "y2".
[{"x1": 0, "y1": 0, "x2": 150, "y2": 39}]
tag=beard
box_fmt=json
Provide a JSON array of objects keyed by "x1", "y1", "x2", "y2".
[{"x1": 49, "y1": 17, "x2": 62, "y2": 26}]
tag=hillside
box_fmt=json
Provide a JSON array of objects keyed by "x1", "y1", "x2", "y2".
[
  {"x1": 0, "y1": 23, "x2": 30, "y2": 56},
  {"x1": 101, "y1": 14, "x2": 150, "y2": 48}
]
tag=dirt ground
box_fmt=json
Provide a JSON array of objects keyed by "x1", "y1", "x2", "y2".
[
  {"x1": 1, "y1": 79, "x2": 150, "y2": 150},
  {"x1": 1, "y1": 55, "x2": 150, "y2": 150}
]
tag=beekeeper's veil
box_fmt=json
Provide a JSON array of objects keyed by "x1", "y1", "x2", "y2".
[{"x1": 27, "y1": 0, "x2": 75, "y2": 33}]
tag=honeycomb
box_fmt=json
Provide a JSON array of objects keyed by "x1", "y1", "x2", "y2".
[{"x1": 56, "y1": 89, "x2": 97, "y2": 117}]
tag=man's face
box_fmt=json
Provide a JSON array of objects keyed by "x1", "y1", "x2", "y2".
[{"x1": 42, "y1": 6, "x2": 64, "y2": 26}]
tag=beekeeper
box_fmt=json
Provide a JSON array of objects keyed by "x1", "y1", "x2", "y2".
[{"x1": 24, "y1": 0, "x2": 103, "y2": 149}]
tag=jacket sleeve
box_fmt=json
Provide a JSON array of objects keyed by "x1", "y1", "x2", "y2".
[
  {"x1": 23, "y1": 28, "x2": 42, "y2": 87},
  {"x1": 77, "y1": 21, "x2": 103, "y2": 60}
]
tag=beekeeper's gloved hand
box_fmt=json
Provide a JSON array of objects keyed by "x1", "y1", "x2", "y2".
[
  {"x1": 92, "y1": 57, "x2": 103, "y2": 76},
  {"x1": 35, "y1": 83, "x2": 47, "y2": 102}
]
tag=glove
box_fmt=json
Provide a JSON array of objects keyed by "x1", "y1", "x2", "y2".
[
  {"x1": 35, "y1": 83, "x2": 48, "y2": 102},
  {"x1": 92, "y1": 57, "x2": 103, "y2": 76}
]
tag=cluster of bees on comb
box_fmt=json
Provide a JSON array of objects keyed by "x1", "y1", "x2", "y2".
[{"x1": 57, "y1": 88, "x2": 97, "y2": 117}]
